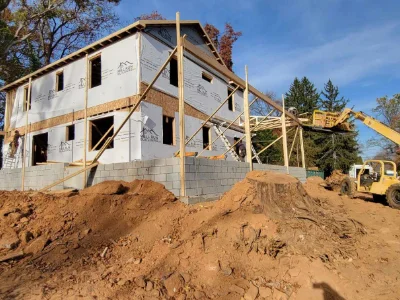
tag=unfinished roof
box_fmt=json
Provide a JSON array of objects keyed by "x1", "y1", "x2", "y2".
[{"x1": 0, "y1": 20, "x2": 225, "y2": 92}]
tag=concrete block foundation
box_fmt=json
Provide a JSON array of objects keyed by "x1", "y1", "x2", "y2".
[{"x1": 0, "y1": 159, "x2": 306, "y2": 204}]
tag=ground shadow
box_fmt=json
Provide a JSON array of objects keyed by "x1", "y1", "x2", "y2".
[{"x1": 313, "y1": 282, "x2": 346, "y2": 300}]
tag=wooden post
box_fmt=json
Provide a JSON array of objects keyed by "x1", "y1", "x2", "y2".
[
  {"x1": 176, "y1": 12, "x2": 186, "y2": 197},
  {"x1": 288, "y1": 126, "x2": 299, "y2": 161},
  {"x1": 244, "y1": 66, "x2": 252, "y2": 170},
  {"x1": 21, "y1": 77, "x2": 32, "y2": 191},
  {"x1": 299, "y1": 126, "x2": 306, "y2": 168},
  {"x1": 281, "y1": 94, "x2": 289, "y2": 173},
  {"x1": 83, "y1": 54, "x2": 89, "y2": 188}
]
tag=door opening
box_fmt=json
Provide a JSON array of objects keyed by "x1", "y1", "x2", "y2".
[{"x1": 32, "y1": 133, "x2": 48, "y2": 166}]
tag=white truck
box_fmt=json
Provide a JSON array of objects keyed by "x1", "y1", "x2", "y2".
[{"x1": 348, "y1": 164, "x2": 373, "y2": 179}]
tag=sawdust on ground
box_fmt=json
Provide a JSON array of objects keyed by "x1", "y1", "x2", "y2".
[{"x1": 0, "y1": 172, "x2": 399, "y2": 300}]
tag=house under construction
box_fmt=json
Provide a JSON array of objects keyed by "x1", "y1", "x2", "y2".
[{"x1": 0, "y1": 16, "x2": 306, "y2": 201}]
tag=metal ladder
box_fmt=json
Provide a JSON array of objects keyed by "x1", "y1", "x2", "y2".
[
  {"x1": 3, "y1": 146, "x2": 18, "y2": 169},
  {"x1": 212, "y1": 125, "x2": 241, "y2": 161}
]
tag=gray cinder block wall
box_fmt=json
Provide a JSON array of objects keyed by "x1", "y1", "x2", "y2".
[{"x1": 0, "y1": 159, "x2": 306, "y2": 203}]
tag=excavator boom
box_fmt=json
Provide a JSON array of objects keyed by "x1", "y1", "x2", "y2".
[{"x1": 312, "y1": 108, "x2": 400, "y2": 145}]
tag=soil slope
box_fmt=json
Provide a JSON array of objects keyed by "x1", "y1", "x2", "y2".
[{"x1": 0, "y1": 173, "x2": 399, "y2": 299}]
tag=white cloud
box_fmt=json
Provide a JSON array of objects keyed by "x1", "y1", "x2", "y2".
[{"x1": 236, "y1": 22, "x2": 400, "y2": 94}]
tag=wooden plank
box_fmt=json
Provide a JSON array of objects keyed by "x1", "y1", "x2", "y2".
[
  {"x1": 197, "y1": 154, "x2": 226, "y2": 160},
  {"x1": 21, "y1": 78, "x2": 31, "y2": 191},
  {"x1": 92, "y1": 124, "x2": 114, "y2": 151},
  {"x1": 177, "y1": 12, "x2": 186, "y2": 198},
  {"x1": 243, "y1": 66, "x2": 252, "y2": 170},
  {"x1": 174, "y1": 151, "x2": 197, "y2": 157},
  {"x1": 39, "y1": 161, "x2": 99, "y2": 192},
  {"x1": 83, "y1": 54, "x2": 89, "y2": 188},
  {"x1": 281, "y1": 95, "x2": 289, "y2": 173},
  {"x1": 299, "y1": 126, "x2": 306, "y2": 168},
  {"x1": 185, "y1": 86, "x2": 239, "y2": 146},
  {"x1": 5, "y1": 95, "x2": 138, "y2": 143},
  {"x1": 183, "y1": 40, "x2": 301, "y2": 125},
  {"x1": 289, "y1": 126, "x2": 299, "y2": 161}
]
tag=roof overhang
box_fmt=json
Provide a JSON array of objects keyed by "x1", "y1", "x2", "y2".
[{"x1": 0, "y1": 20, "x2": 224, "y2": 92}]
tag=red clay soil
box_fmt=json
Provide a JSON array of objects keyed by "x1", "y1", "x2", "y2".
[{"x1": 0, "y1": 172, "x2": 399, "y2": 299}]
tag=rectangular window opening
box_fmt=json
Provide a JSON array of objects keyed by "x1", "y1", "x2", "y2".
[
  {"x1": 32, "y1": 133, "x2": 48, "y2": 166},
  {"x1": 170, "y1": 57, "x2": 178, "y2": 87},
  {"x1": 90, "y1": 116, "x2": 114, "y2": 151},
  {"x1": 163, "y1": 115, "x2": 175, "y2": 145},
  {"x1": 23, "y1": 85, "x2": 31, "y2": 111},
  {"x1": 227, "y1": 88, "x2": 234, "y2": 111},
  {"x1": 56, "y1": 71, "x2": 64, "y2": 91},
  {"x1": 202, "y1": 72, "x2": 213, "y2": 83},
  {"x1": 66, "y1": 124, "x2": 75, "y2": 141},
  {"x1": 90, "y1": 55, "x2": 102, "y2": 88},
  {"x1": 203, "y1": 126, "x2": 211, "y2": 150}
]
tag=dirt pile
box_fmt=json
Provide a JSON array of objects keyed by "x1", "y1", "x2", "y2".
[
  {"x1": 325, "y1": 170, "x2": 347, "y2": 191},
  {"x1": 0, "y1": 172, "x2": 399, "y2": 299}
]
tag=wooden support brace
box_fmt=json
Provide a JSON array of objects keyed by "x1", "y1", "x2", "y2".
[
  {"x1": 39, "y1": 162, "x2": 99, "y2": 192},
  {"x1": 92, "y1": 124, "x2": 114, "y2": 151},
  {"x1": 185, "y1": 86, "x2": 239, "y2": 146},
  {"x1": 288, "y1": 126, "x2": 299, "y2": 161},
  {"x1": 21, "y1": 77, "x2": 31, "y2": 191},
  {"x1": 196, "y1": 97, "x2": 258, "y2": 157},
  {"x1": 299, "y1": 126, "x2": 306, "y2": 168},
  {"x1": 243, "y1": 66, "x2": 252, "y2": 170},
  {"x1": 254, "y1": 128, "x2": 295, "y2": 158}
]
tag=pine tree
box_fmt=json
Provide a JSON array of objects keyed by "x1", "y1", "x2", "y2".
[
  {"x1": 316, "y1": 80, "x2": 359, "y2": 175},
  {"x1": 285, "y1": 77, "x2": 320, "y2": 114},
  {"x1": 319, "y1": 79, "x2": 348, "y2": 111},
  {"x1": 284, "y1": 77, "x2": 321, "y2": 167}
]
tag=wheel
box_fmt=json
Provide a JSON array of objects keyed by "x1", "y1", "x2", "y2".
[
  {"x1": 386, "y1": 183, "x2": 400, "y2": 209},
  {"x1": 340, "y1": 177, "x2": 356, "y2": 198},
  {"x1": 372, "y1": 194, "x2": 386, "y2": 203}
]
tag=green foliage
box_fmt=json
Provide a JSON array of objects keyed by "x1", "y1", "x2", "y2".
[
  {"x1": 315, "y1": 79, "x2": 359, "y2": 175},
  {"x1": 252, "y1": 130, "x2": 283, "y2": 165},
  {"x1": 285, "y1": 77, "x2": 319, "y2": 114},
  {"x1": 319, "y1": 79, "x2": 348, "y2": 111},
  {"x1": 370, "y1": 94, "x2": 400, "y2": 165}
]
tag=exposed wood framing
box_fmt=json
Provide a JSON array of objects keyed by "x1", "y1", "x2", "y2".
[
  {"x1": 243, "y1": 66, "x2": 252, "y2": 170},
  {"x1": 39, "y1": 162, "x2": 99, "y2": 192},
  {"x1": 185, "y1": 86, "x2": 239, "y2": 146},
  {"x1": 91, "y1": 124, "x2": 114, "y2": 151},
  {"x1": 289, "y1": 126, "x2": 299, "y2": 161},
  {"x1": 281, "y1": 95, "x2": 289, "y2": 173},
  {"x1": 83, "y1": 54, "x2": 89, "y2": 187},
  {"x1": 183, "y1": 40, "x2": 301, "y2": 124},
  {"x1": 254, "y1": 128, "x2": 295, "y2": 158},
  {"x1": 196, "y1": 98, "x2": 258, "y2": 158},
  {"x1": 4, "y1": 96, "x2": 138, "y2": 143},
  {"x1": 299, "y1": 127, "x2": 306, "y2": 168},
  {"x1": 21, "y1": 78, "x2": 31, "y2": 191},
  {"x1": 176, "y1": 12, "x2": 186, "y2": 197}
]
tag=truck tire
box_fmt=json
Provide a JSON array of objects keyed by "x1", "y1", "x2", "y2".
[
  {"x1": 386, "y1": 183, "x2": 400, "y2": 210},
  {"x1": 340, "y1": 176, "x2": 356, "y2": 198}
]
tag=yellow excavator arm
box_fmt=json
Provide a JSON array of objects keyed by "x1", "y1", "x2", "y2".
[{"x1": 312, "y1": 108, "x2": 400, "y2": 145}]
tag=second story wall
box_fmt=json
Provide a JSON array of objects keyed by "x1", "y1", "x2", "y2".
[
  {"x1": 9, "y1": 34, "x2": 140, "y2": 130},
  {"x1": 140, "y1": 32, "x2": 244, "y2": 123}
]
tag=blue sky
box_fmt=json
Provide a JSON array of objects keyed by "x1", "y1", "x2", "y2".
[{"x1": 116, "y1": 0, "x2": 400, "y2": 159}]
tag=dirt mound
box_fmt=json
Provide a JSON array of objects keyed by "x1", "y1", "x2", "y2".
[
  {"x1": 0, "y1": 173, "x2": 398, "y2": 299},
  {"x1": 325, "y1": 170, "x2": 347, "y2": 191}
]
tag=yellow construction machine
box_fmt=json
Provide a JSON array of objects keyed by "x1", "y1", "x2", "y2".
[{"x1": 310, "y1": 108, "x2": 400, "y2": 209}]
